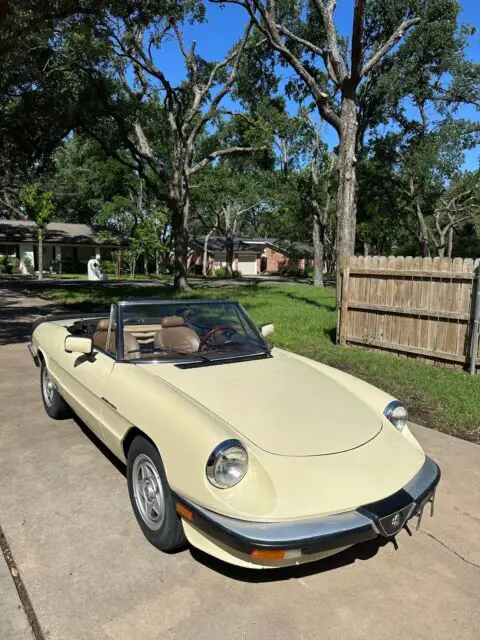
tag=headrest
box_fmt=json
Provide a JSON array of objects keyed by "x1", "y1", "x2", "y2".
[
  {"x1": 96, "y1": 318, "x2": 110, "y2": 331},
  {"x1": 161, "y1": 316, "x2": 185, "y2": 328}
]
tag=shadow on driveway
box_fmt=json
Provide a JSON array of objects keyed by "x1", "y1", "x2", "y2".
[{"x1": 0, "y1": 287, "x2": 65, "y2": 346}]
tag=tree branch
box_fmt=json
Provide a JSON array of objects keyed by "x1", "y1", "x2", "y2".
[
  {"x1": 351, "y1": 0, "x2": 366, "y2": 84},
  {"x1": 361, "y1": 17, "x2": 419, "y2": 78},
  {"x1": 188, "y1": 146, "x2": 265, "y2": 176}
]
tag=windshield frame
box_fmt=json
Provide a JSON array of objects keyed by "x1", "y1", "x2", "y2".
[{"x1": 112, "y1": 299, "x2": 270, "y2": 364}]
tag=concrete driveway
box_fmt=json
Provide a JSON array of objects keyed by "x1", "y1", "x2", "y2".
[{"x1": 1, "y1": 288, "x2": 479, "y2": 640}]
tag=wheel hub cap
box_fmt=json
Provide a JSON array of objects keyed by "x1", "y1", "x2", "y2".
[{"x1": 132, "y1": 454, "x2": 165, "y2": 531}]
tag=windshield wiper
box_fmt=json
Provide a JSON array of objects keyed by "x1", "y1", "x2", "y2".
[{"x1": 127, "y1": 347, "x2": 211, "y2": 363}]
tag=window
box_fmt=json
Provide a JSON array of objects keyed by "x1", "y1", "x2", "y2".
[{"x1": 0, "y1": 244, "x2": 16, "y2": 257}]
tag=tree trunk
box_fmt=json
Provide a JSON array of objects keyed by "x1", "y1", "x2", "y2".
[
  {"x1": 116, "y1": 250, "x2": 122, "y2": 278},
  {"x1": 312, "y1": 213, "x2": 324, "y2": 287},
  {"x1": 37, "y1": 227, "x2": 43, "y2": 280},
  {"x1": 225, "y1": 231, "x2": 234, "y2": 278},
  {"x1": 171, "y1": 196, "x2": 190, "y2": 290},
  {"x1": 415, "y1": 204, "x2": 430, "y2": 258},
  {"x1": 335, "y1": 94, "x2": 358, "y2": 301},
  {"x1": 363, "y1": 242, "x2": 370, "y2": 257},
  {"x1": 155, "y1": 250, "x2": 160, "y2": 275},
  {"x1": 144, "y1": 254, "x2": 148, "y2": 275},
  {"x1": 203, "y1": 228, "x2": 214, "y2": 277},
  {"x1": 170, "y1": 164, "x2": 190, "y2": 292},
  {"x1": 447, "y1": 227, "x2": 454, "y2": 259}
]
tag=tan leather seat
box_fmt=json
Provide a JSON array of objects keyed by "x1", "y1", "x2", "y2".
[
  {"x1": 93, "y1": 318, "x2": 140, "y2": 359},
  {"x1": 154, "y1": 316, "x2": 200, "y2": 353}
]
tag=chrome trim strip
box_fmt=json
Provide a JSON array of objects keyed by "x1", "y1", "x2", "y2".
[
  {"x1": 190, "y1": 502, "x2": 378, "y2": 546},
  {"x1": 27, "y1": 343, "x2": 40, "y2": 367},
  {"x1": 403, "y1": 456, "x2": 441, "y2": 503}
]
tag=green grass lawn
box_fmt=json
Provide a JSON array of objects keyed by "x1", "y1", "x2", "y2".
[{"x1": 37, "y1": 282, "x2": 480, "y2": 443}]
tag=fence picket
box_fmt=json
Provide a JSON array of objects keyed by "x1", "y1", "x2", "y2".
[{"x1": 341, "y1": 255, "x2": 476, "y2": 371}]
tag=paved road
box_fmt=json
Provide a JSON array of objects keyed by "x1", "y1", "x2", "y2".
[{"x1": 0, "y1": 288, "x2": 479, "y2": 640}]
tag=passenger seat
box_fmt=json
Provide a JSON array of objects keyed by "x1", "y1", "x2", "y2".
[{"x1": 92, "y1": 318, "x2": 141, "y2": 359}]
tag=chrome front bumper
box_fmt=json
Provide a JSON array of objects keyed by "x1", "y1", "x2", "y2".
[{"x1": 174, "y1": 456, "x2": 440, "y2": 557}]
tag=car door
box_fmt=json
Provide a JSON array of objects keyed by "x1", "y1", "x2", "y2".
[{"x1": 58, "y1": 307, "x2": 116, "y2": 441}]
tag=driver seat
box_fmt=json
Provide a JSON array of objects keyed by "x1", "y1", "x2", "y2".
[{"x1": 154, "y1": 316, "x2": 200, "y2": 353}]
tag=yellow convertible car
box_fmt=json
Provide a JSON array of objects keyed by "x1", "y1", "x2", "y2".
[{"x1": 29, "y1": 299, "x2": 440, "y2": 569}]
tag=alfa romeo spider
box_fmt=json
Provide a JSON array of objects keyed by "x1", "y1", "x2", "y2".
[{"x1": 29, "y1": 299, "x2": 440, "y2": 569}]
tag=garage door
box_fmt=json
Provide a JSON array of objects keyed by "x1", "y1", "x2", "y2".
[{"x1": 237, "y1": 253, "x2": 257, "y2": 275}]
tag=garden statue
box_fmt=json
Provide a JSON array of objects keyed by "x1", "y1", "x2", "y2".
[{"x1": 87, "y1": 258, "x2": 108, "y2": 281}]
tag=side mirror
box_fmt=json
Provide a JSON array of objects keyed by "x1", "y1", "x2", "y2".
[
  {"x1": 260, "y1": 323, "x2": 274, "y2": 338},
  {"x1": 64, "y1": 336, "x2": 93, "y2": 355}
]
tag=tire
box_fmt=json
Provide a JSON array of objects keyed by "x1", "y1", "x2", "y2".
[
  {"x1": 127, "y1": 436, "x2": 186, "y2": 552},
  {"x1": 40, "y1": 360, "x2": 70, "y2": 419}
]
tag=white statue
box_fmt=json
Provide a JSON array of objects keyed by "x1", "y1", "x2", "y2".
[{"x1": 87, "y1": 258, "x2": 108, "y2": 281}]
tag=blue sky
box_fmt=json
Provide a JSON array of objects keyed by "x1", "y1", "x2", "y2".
[{"x1": 157, "y1": 1, "x2": 479, "y2": 168}]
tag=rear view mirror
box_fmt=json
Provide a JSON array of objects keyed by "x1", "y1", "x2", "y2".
[
  {"x1": 64, "y1": 336, "x2": 93, "y2": 355},
  {"x1": 260, "y1": 323, "x2": 274, "y2": 338}
]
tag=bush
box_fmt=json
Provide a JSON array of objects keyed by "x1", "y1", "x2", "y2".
[
  {"x1": 277, "y1": 263, "x2": 308, "y2": 278},
  {"x1": 0, "y1": 256, "x2": 20, "y2": 274},
  {"x1": 100, "y1": 260, "x2": 117, "y2": 275},
  {"x1": 214, "y1": 267, "x2": 242, "y2": 278}
]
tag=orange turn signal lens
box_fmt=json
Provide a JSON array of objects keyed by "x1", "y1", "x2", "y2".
[
  {"x1": 251, "y1": 549, "x2": 285, "y2": 560},
  {"x1": 176, "y1": 503, "x2": 193, "y2": 522}
]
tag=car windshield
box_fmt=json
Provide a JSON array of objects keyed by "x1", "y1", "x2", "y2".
[{"x1": 118, "y1": 300, "x2": 269, "y2": 363}]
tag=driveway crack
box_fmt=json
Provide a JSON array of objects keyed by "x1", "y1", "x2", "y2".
[
  {"x1": 420, "y1": 529, "x2": 480, "y2": 570},
  {"x1": 0, "y1": 526, "x2": 45, "y2": 640}
]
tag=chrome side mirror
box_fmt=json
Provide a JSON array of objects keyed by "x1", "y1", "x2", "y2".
[
  {"x1": 260, "y1": 323, "x2": 274, "y2": 338},
  {"x1": 64, "y1": 336, "x2": 93, "y2": 355}
]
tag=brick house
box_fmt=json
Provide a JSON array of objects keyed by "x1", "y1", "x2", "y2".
[{"x1": 189, "y1": 237, "x2": 314, "y2": 276}]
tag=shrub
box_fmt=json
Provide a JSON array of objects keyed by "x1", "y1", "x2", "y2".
[
  {"x1": 215, "y1": 267, "x2": 242, "y2": 278},
  {"x1": 277, "y1": 263, "x2": 308, "y2": 278},
  {"x1": 0, "y1": 256, "x2": 20, "y2": 274},
  {"x1": 100, "y1": 260, "x2": 117, "y2": 274}
]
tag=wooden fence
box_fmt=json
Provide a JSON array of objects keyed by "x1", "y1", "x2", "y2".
[{"x1": 338, "y1": 256, "x2": 480, "y2": 371}]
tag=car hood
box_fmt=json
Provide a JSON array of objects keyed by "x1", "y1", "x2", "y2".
[{"x1": 150, "y1": 349, "x2": 383, "y2": 456}]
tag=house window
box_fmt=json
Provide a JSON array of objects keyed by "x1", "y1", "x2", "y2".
[{"x1": 0, "y1": 244, "x2": 17, "y2": 257}]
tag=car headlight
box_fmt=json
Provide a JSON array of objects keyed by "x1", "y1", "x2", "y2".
[
  {"x1": 206, "y1": 439, "x2": 248, "y2": 488},
  {"x1": 384, "y1": 400, "x2": 408, "y2": 432}
]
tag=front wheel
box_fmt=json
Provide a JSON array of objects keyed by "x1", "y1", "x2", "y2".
[
  {"x1": 127, "y1": 436, "x2": 186, "y2": 552},
  {"x1": 40, "y1": 361, "x2": 70, "y2": 419}
]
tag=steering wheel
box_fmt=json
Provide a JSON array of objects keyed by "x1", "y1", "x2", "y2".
[{"x1": 198, "y1": 325, "x2": 237, "y2": 351}]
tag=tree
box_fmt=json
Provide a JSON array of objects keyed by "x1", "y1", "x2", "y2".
[
  {"x1": 430, "y1": 172, "x2": 480, "y2": 257},
  {"x1": 19, "y1": 184, "x2": 55, "y2": 280},
  {"x1": 60, "y1": 5, "x2": 265, "y2": 290},
  {"x1": 192, "y1": 160, "x2": 267, "y2": 276},
  {"x1": 213, "y1": 0, "x2": 423, "y2": 284},
  {"x1": 0, "y1": 1, "x2": 102, "y2": 201}
]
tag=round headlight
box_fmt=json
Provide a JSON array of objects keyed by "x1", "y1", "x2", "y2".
[
  {"x1": 206, "y1": 440, "x2": 248, "y2": 488},
  {"x1": 384, "y1": 400, "x2": 408, "y2": 432}
]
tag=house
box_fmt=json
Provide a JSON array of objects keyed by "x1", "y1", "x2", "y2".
[
  {"x1": 189, "y1": 237, "x2": 314, "y2": 276},
  {"x1": 0, "y1": 220, "x2": 121, "y2": 274}
]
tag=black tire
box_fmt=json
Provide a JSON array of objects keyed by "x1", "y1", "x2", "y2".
[
  {"x1": 40, "y1": 360, "x2": 70, "y2": 419},
  {"x1": 127, "y1": 436, "x2": 186, "y2": 552}
]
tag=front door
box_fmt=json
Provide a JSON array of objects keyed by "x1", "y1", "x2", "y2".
[{"x1": 58, "y1": 348, "x2": 115, "y2": 441}]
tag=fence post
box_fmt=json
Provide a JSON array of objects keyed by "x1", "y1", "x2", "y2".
[
  {"x1": 469, "y1": 265, "x2": 480, "y2": 375},
  {"x1": 338, "y1": 265, "x2": 350, "y2": 346}
]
